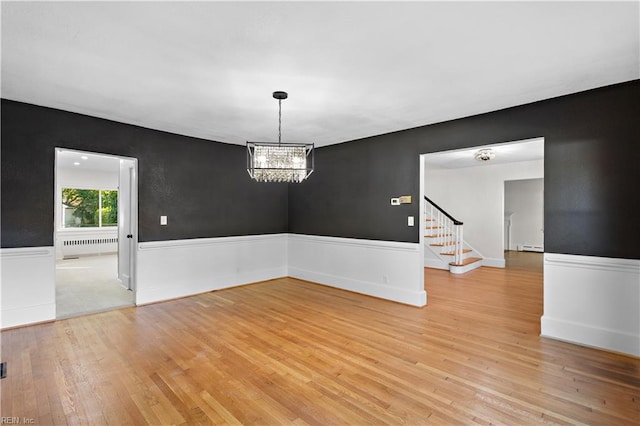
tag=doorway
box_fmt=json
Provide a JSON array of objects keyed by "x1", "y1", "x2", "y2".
[
  {"x1": 421, "y1": 137, "x2": 544, "y2": 270},
  {"x1": 504, "y1": 178, "x2": 544, "y2": 273},
  {"x1": 54, "y1": 149, "x2": 137, "y2": 318}
]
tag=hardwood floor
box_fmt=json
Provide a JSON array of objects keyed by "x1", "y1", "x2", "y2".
[{"x1": 1, "y1": 262, "x2": 639, "y2": 424}]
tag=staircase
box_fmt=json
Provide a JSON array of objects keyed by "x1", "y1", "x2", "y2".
[{"x1": 424, "y1": 196, "x2": 483, "y2": 274}]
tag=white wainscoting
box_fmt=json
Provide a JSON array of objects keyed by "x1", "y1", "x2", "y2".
[
  {"x1": 0, "y1": 247, "x2": 56, "y2": 328},
  {"x1": 136, "y1": 234, "x2": 288, "y2": 305},
  {"x1": 542, "y1": 253, "x2": 640, "y2": 357},
  {"x1": 288, "y1": 234, "x2": 426, "y2": 307}
]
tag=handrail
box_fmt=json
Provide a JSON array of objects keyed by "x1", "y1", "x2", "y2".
[{"x1": 424, "y1": 195, "x2": 463, "y2": 225}]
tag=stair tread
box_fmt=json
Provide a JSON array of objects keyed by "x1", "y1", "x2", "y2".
[
  {"x1": 449, "y1": 257, "x2": 482, "y2": 267},
  {"x1": 424, "y1": 226, "x2": 442, "y2": 229},
  {"x1": 430, "y1": 242, "x2": 457, "y2": 247},
  {"x1": 441, "y1": 249, "x2": 472, "y2": 256},
  {"x1": 425, "y1": 234, "x2": 452, "y2": 238}
]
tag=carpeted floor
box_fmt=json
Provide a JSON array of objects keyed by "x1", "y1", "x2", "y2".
[{"x1": 56, "y1": 253, "x2": 134, "y2": 319}]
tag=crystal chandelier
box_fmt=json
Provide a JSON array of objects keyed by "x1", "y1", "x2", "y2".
[{"x1": 247, "y1": 91, "x2": 314, "y2": 183}]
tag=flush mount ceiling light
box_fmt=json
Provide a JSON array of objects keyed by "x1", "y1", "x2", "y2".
[
  {"x1": 474, "y1": 149, "x2": 496, "y2": 162},
  {"x1": 247, "y1": 91, "x2": 314, "y2": 183}
]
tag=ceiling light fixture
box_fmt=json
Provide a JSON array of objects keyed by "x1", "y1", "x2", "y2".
[
  {"x1": 474, "y1": 149, "x2": 496, "y2": 162},
  {"x1": 247, "y1": 91, "x2": 314, "y2": 183}
]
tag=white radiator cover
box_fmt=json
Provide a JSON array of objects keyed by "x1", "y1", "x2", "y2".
[
  {"x1": 518, "y1": 244, "x2": 544, "y2": 252},
  {"x1": 56, "y1": 229, "x2": 118, "y2": 258}
]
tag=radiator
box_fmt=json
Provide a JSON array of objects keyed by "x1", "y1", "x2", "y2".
[
  {"x1": 60, "y1": 236, "x2": 118, "y2": 258},
  {"x1": 518, "y1": 244, "x2": 544, "y2": 253}
]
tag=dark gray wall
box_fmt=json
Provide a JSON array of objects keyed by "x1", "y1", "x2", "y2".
[
  {"x1": 3, "y1": 80, "x2": 639, "y2": 259},
  {"x1": 1, "y1": 100, "x2": 288, "y2": 248},
  {"x1": 289, "y1": 80, "x2": 640, "y2": 259}
]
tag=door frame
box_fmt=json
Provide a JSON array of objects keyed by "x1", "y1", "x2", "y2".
[
  {"x1": 54, "y1": 148, "x2": 138, "y2": 304},
  {"x1": 118, "y1": 157, "x2": 138, "y2": 292}
]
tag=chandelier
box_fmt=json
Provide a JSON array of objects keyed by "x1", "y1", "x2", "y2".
[{"x1": 247, "y1": 91, "x2": 314, "y2": 183}]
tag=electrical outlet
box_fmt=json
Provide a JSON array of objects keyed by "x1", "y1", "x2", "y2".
[{"x1": 408, "y1": 216, "x2": 414, "y2": 226}]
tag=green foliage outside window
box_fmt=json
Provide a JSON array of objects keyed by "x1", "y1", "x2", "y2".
[
  {"x1": 62, "y1": 188, "x2": 118, "y2": 228},
  {"x1": 100, "y1": 190, "x2": 118, "y2": 226}
]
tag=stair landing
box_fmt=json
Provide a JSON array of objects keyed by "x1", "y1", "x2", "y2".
[
  {"x1": 449, "y1": 257, "x2": 482, "y2": 267},
  {"x1": 449, "y1": 257, "x2": 483, "y2": 274}
]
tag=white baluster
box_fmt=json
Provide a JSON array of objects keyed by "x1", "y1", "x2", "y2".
[{"x1": 458, "y1": 225, "x2": 464, "y2": 265}]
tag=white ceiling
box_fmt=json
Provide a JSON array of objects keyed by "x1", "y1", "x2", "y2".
[
  {"x1": 2, "y1": 2, "x2": 639, "y2": 147},
  {"x1": 57, "y1": 149, "x2": 121, "y2": 173},
  {"x1": 423, "y1": 137, "x2": 544, "y2": 169}
]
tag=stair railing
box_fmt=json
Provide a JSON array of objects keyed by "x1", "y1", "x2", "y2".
[{"x1": 424, "y1": 196, "x2": 464, "y2": 265}]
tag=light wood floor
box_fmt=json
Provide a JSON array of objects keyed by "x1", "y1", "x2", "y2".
[{"x1": 2, "y1": 261, "x2": 639, "y2": 424}]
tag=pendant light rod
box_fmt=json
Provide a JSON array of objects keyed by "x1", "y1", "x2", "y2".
[{"x1": 273, "y1": 91, "x2": 287, "y2": 145}]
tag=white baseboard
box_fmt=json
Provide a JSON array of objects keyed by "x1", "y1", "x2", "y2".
[
  {"x1": 482, "y1": 257, "x2": 505, "y2": 268},
  {"x1": 138, "y1": 266, "x2": 287, "y2": 305},
  {"x1": 288, "y1": 234, "x2": 426, "y2": 306},
  {"x1": 136, "y1": 234, "x2": 288, "y2": 305},
  {"x1": 423, "y1": 259, "x2": 448, "y2": 270},
  {"x1": 1, "y1": 247, "x2": 56, "y2": 328},
  {"x1": 542, "y1": 253, "x2": 640, "y2": 357},
  {"x1": 541, "y1": 316, "x2": 639, "y2": 357}
]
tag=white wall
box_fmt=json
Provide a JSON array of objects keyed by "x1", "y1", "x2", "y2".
[
  {"x1": 137, "y1": 234, "x2": 426, "y2": 308},
  {"x1": 542, "y1": 254, "x2": 640, "y2": 357},
  {"x1": 424, "y1": 159, "x2": 543, "y2": 265},
  {"x1": 136, "y1": 234, "x2": 289, "y2": 305},
  {"x1": 288, "y1": 234, "x2": 426, "y2": 307},
  {"x1": 0, "y1": 247, "x2": 56, "y2": 329},
  {"x1": 57, "y1": 167, "x2": 119, "y2": 190},
  {"x1": 504, "y1": 178, "x2": 544, "y2": 251}
]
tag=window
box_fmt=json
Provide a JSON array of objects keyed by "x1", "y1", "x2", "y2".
[{"x1": 62, "y1": 188, "x2": 118, "y2": 228}]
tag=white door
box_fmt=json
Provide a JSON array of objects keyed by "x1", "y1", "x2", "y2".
[{"x1": 118, "y1": 159, "x2": 136, "y2": 290}]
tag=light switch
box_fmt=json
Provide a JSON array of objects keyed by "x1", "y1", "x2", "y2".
[
  {"x1": 408, "y1": 216, "x2": 414, "y2": 226},
  {"x1": 160, "y1": 216, "x2": 168, "y2": 225}
]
